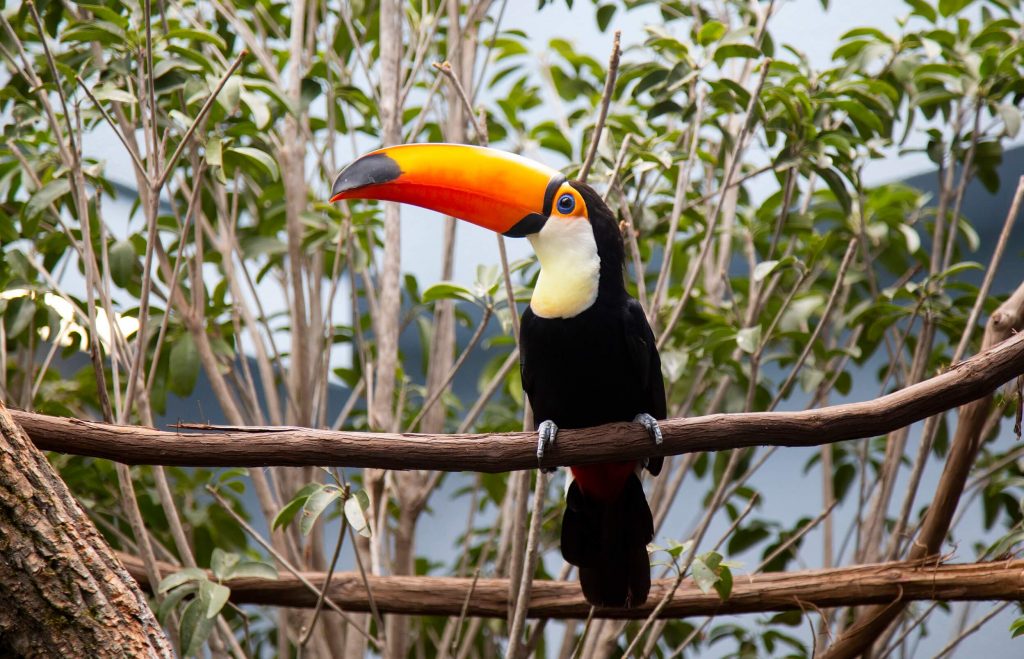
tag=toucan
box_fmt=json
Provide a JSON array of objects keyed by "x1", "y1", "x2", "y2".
[{"x1": 330, "y1": 144, "x2": 665, "y2": 608}]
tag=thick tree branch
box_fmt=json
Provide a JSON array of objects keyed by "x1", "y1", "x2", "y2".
[
  {"x1": 0, "y1": 403, "x2": 172, "y2": 656},
  {"x1": 117, "y1": 552, "x2": 1024, "y2": 620},
  {"x1": 12, "y1": 331, "x2": 1024, "y2": 470}
]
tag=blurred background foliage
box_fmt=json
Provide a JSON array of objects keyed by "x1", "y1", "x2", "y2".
[{"x1": 2, "y1": 0, "x2": 1024, "y2": 656}]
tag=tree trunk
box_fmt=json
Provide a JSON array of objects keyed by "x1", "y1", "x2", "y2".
[{"x1": 0, "y1": 401, "x2": 172, "y2": 657}]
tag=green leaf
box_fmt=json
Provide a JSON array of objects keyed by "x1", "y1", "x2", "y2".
[
  {"x1": 157, "y1": 582, "x2": 194, "y2": 624},
  {"x1": 713, "y1": 43, "x2": 761, "y2": 67},
  {"x1": 164, "y1": 28, "x2": 228, "y2": 51},
  {"x1": 210, "y1": 548, "x2": 239, "y2": 581},
  {"x1": 272, "y1": 482, "x2": 321, "y2": 532},
  {"x1": 934, "y1": 261, "x2": 982, "y2": 282},
  {"x1": 698, "y1": 21, "x2": 726, "y2": 46},
  {"x1": 60, "y1": 21, "x2": 126, "y2": 45},
  {"x1": 346, "y1": 489, "x2": 371, "y2": 538},
  {"x1": 422, "y1": 282, "x2": 478, "y2": 304},
  {"x1": 753, "y1": 260, "x2": 779, "y2": 282},
  {"x1": 168, "y1": 333, "x2": 200, "y2": 397},
  {"x1": 273, "y1": 496, "x2": 307, "y2": 531},
  {"x1": 228, "y1": 146, "x2": 280, "y2": 180},
  {"x1": 997, "y1": 103, "x2": 1021, "y2": 139},
  {"x1": 26, "y1": 178, "x2": 70, "y2": 217},
  {"x1": 736, "y1": 326, "x2": 761, "y2": 354},
  {"x1": 76, "y1": 4, "x2": 129, "y2": 28},
  {"x1": 938, "y1": 0, "x2": 971, "y2": 17},
  {"x1": 157, "y1": 567, "x2": 207, "y2": 594},
  {"x1": 180, "y1": 597, "x2": 217, "y2": 657},
  {"x1": 690, "y1": 557, "x2": 719, "y2": 594},
  {"x1": 299, "y1": 485, "x2": 342, "y2": 536},
  {"x1": 205, "y1": 138, "x2": 223, "y2": 168},
  {"x1": 1011, "y1": 616, "x2": 1024, "y2": 638},
  {"x1": 199, "y1": 579, "x2": 231, "y2": 619},
  {"x1": 225, "y1": 560, "x2": 279, "y2": 581},
  {"x1": 815, "y1": 167, "x2": 853, "y2": 214},
  {"x1": 216, "y1": 76, "x2": 242, "y2": 112},
  {"x1": 91, "y1": 83, "x2": 136, "y2": 105},
  {"x1": 595, "y1": 3, "x2": 616, "y2": 31},
  {"x1": 897, "y1": 224, "x2": 921, "y2": 254},
  {"x1": 663, "y1": 539, "x2": 693, "y2": 560},
  {"x1": 241, "y1": 90, "x2": 271, "y2": 130},
  {"x1": 905, "y1": 0, "x2": 938, "y2": 22},
  {"x1": 714, "y1": 562, "x2": 733, "y2": 600},
  {"x1": 109, "y1": 239, "x2": 136, "y2": 288}
]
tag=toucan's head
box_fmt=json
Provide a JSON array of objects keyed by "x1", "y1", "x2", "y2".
[{"x1": 331, "y1": 143, "x2": 625, "y2": 318}]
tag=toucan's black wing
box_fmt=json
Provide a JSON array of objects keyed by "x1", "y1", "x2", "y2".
[
  {"x1": 625, "y1": 298, "x2": 666, "y2": 476},
  {"x1": 519, "y1": 305, "x2": 540, "y2": 423}
]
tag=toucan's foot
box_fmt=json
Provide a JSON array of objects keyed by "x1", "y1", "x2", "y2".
[
  {"x1": 634, "y1": 413, "x2": 663, "y2": 445},
  {"x1": 537, "y1": 419, "x2": 558, "y2": 473}
]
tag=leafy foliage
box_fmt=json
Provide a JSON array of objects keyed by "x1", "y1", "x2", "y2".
[{"x1": 2, "y1": 0, "x2": 1024, "y2": 656}]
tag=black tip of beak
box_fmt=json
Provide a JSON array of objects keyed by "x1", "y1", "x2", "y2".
[{"x1": 331, "y1": 152, "x2": 403, "y2": 202}]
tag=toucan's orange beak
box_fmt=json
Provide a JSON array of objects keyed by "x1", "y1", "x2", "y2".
[{"x1": 330, "y1": 143, "x2": 565, "y2": 237}]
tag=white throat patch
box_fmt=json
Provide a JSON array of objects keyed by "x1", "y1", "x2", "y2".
[{"x1": 527, "y1": 217, "x2": 600, "y2": 319}]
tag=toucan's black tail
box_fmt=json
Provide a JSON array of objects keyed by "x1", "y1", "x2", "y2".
[{"x1": 560, "y1": 473, "x2": 653, "y2": 607}]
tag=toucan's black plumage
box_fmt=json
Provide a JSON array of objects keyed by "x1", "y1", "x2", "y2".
[
  {"x1": 521, "y1": 182, "x2": 665, "y2": 607},
  {"x1": 330, "y1": 145, "x2": 666, "y2": 609}
]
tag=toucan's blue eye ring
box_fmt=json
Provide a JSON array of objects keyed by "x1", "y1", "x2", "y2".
[{"x1": 556, "y1": 193, "x2": 575, "y2": 214}]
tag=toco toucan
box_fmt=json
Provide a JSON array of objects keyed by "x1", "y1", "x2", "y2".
[{"x1": 330, "y1": 144, "x2": 665, "y2": 608}]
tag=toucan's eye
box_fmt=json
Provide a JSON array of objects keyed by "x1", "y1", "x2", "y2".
[{"x1": 556, "y1": 193, "x2": 576, "y2": 214}]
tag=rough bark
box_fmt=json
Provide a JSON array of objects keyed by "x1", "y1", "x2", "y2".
[
  {"x1": 12, "y1": 329, "x2": 1024, "y2": 470},
  {"x1": 118, "y1": 552, "x2": 1024, "y2": 621},
  {"x1": 0, "y1": 401, "x2": 172, "y2": 657}
]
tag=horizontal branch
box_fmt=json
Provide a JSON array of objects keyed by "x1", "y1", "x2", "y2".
[
  {"x1": 12, "y1": 331, "x2": 1024, "y2": 471},
  {"x1": 117, "y1": 553, "x2": 1024, "y2": 619}
]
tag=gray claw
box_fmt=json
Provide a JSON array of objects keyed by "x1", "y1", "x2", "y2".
[
  {"x1": 537, "y1": 419, "x2": 558, "y2": 473},
  {"x1": 634, "y1": 413, "x2": 663, "y2": 445}
]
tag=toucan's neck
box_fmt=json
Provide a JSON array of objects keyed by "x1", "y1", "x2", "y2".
[
  {"x1": 581, "y1": 182, "x2": 628, "y2": 307},
  {"x1": 527, "y1": 182, "x2": 626, "y2": 319},
  {"x1": 528, "y1": 221, "x2": 600, "y2": 318}
]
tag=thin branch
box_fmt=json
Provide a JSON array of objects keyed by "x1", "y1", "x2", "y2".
[
  {"x1": 615, "y1": 182, "x2": 648, "y2": 312},
  {"x1": 755, "y1": 500, "x2": 839, "y2": 573},
  {"x1": 15, "y1": 329, "x2": 1024, "y2": 470},
  {"x1": 770, "y1": 238, "x2": 857, "y2": 407},
  {"x1": 203, "y1": 486, "x2": 381, "y2": 650},
  {"x1": 506, "y1": 471, "x2": 548, "y2": 659},
  {"x1": 407, "y1": 306, "x2": 494, "y2": 432},
  {"x1": 298, "y1": 501, "x2": 349, "y2": 647},
  {"x1": 432, "y1": 61, "x2": 486, "y2": 142},
  {"x1": 578, "y1": 30, "x2": 621, "y2": 183},
  {"x1": 952, "y1": 176, "x2": 1024, "y2": 362},
  {"x1": 75, "y1": 75, "x2": 150, "y2": 183},
  {"x1": 931, "y1": 602, "x2": 1010, "y2": 659},
  {"x1": 456, "y1": 347, "x2": 519, "y2": 433}
]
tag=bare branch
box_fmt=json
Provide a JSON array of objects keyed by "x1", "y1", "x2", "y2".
[
  {"x1": 578, "y1": 30, "x2": 621, "y2": 183},
  {"x1": 118, "y1": 553, "x2": 1024, "y2": 620},
  {"x1": 74, "y1": 76, "x2": 150, "y2": 184}
]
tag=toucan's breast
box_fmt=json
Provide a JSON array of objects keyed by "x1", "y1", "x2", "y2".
[{"x1": 520, "y1": 303, "x2": 653, "y2": 429}]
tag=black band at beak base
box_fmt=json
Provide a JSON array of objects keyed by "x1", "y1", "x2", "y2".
[
  {"x1": 503, "y1": 174, "x2": 567, "y2": 237},
  {"x1": 504, "y1": 213, "x2": 548, "y2": 237}
]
